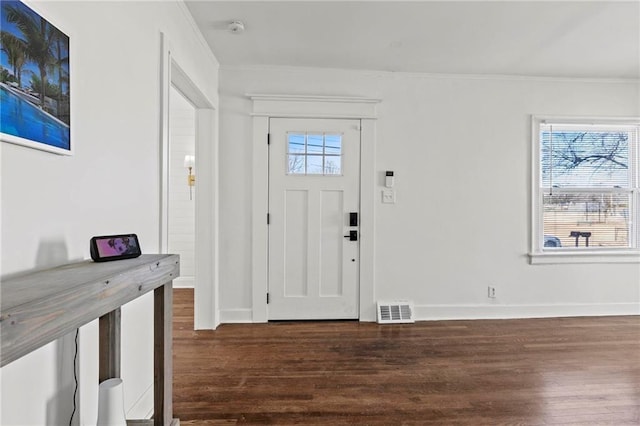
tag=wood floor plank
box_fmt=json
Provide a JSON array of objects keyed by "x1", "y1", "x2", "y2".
[{"x1": 172, "y1": 289, "x2": 640, "y2": 425}]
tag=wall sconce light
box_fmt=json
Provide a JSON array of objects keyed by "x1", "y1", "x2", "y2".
[{"x1": 184, "y1": 155, "x2": 195, "y2": 200}]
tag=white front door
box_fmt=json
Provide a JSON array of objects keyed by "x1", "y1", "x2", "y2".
[{"x1": 268, "y1": 118, "x2": 361, "y2": 320}]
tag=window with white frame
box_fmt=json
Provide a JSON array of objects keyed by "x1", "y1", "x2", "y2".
[{"x1": 531, "y1": 117, "x2": 639, "y2": 262}]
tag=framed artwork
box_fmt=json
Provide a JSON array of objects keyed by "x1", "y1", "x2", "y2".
[{"x1": 0, "y1": 0, "x2": 71, "y2": 155}]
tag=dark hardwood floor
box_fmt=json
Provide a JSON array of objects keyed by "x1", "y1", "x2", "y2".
[{"x1": 172, "y1": 289, "x2": 640, "y2": 425}]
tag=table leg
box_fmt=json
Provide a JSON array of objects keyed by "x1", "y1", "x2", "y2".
[
  {"x1": 99, "y1": 307, "x2": 121, "y2": 382},
  {"x1": 154, "y1": 282, "x2": 173, "y2": 425}
]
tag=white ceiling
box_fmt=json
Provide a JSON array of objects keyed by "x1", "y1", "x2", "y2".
[{"x1": 185, "y1": 1, "x2": 640, "y2": 79}]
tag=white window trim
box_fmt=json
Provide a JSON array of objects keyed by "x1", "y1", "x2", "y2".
[{"x1": 529, "y1": 115, "x2": 640, "y2": 265}]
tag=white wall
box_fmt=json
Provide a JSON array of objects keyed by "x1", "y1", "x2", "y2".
[
  {"x1": 0, "y1": 1, "x2": 218, "y2": 424},
  {"x1": 168, "y1": 86, "x2": 196, "y2": 288},
  {"x1": 218, "y1": 66, "x2": 640, "y2": 321}
]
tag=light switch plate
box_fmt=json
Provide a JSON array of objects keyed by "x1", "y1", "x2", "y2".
[{"x1": 382, "y1": 189, "x2": 396, "y2": 204}]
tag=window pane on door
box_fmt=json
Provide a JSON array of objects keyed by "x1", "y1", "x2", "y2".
[
  {"x1": 307, "y1": 155, "x2": 324, "y2": 174},
  {"x1": 325, "y1": 134, "x2": 342, "y2": 155},
  {"x1": 288, "y1": 134, "x2": 306, "y2": 153},
  {"x1": 324, "y1": 156, "x2": 341, "y2": 175},
  {"x1": 286, "y1": 132, "x2": 343, "y2": 175},
  {"x1": 307, "y1": 134, "x2": 324, "y2": 154},
  {"x1": 288, "y1": 155, "x2": 305, "y2": 174}
]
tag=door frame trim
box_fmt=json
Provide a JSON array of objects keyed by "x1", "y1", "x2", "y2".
[
  {"x1": 159, "y1": 33, "x2": 220, "y2": 329},
  {"x1": 250, "y1": 95, "x2": 379, "y2": 322}
]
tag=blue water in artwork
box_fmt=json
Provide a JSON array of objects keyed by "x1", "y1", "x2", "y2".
[{"x1": 0, "y1": 86, "x2": 70, "y2": 150}]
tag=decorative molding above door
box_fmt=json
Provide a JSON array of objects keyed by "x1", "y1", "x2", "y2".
[{"x1": 248, "y1": 94, "x2": 380, "y2": 119}]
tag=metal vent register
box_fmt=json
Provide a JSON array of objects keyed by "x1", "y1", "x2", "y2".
[{"x1": 376, "y1": 301, "x2": 414, "y2": 324}]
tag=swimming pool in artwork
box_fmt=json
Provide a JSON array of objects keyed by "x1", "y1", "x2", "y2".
[{"x1": 0, "y1": 85, "x2": 70, "y2": 150}]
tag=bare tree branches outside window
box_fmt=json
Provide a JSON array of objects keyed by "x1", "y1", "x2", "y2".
[{"x1": 541, "y1": 130, "x2": 628, "y2": 188}]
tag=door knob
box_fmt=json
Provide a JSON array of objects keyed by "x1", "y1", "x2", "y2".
[{"x1": 344, "y1": 230, "x2": 358, "y2": 241}]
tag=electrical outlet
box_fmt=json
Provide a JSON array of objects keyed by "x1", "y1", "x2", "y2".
[{"x1": 488, "y1": 286, "x2": 496, "y2": 298}]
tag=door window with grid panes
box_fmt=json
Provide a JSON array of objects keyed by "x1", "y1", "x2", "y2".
[{"x1": 287, "y1": 132, "x2": 343, "y2": 175}]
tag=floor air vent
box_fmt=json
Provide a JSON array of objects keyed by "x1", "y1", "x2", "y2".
[{"x1": 376, "y1": 301, "x2": 414, "y2": 324}]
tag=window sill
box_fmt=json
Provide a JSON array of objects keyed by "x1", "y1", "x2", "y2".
[{"x1": 528, "y1": 250, "x2": 640, "y2": 265}]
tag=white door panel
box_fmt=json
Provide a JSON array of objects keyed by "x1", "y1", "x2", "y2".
[{"x1": 268, "y1": 118, "x2": 360, "y2": 320}]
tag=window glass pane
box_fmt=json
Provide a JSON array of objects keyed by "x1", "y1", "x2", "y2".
[
  {"x1": 324, "y1": 156, "x2": 341, "y2": 175},
  {"x1": 306, "y1": 155, "x2": 324, "y2": 174},
  {"x1": 543, "y1": 193, "x2": 630, "y2": 249},
  {"x1": 325, "y1": 134, "x2": 342, "y2": 155},
  {"x1": 288, "y1": 155, "x2": 306, "y2": 174},
  {"x1": 307, "y1": 134, "x2": 324, "y2": 154},
  {"x1": 288, "y1": 133, "x2": 306, "y2": 154},
  {"x1": 541, "y1": 127, "x2": 629, "y2": 188},
  {"x1": 285, "y1": 132, "x2": 343, "y2": 175}
]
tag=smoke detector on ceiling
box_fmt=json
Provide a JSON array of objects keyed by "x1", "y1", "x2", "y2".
[{"x1": 228, "y1": 21, "x2": 245, "y2": 34}]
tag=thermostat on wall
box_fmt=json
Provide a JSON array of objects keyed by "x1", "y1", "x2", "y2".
[{"x1": 385, "y1": 171, "x2": 394, "y2": 187}]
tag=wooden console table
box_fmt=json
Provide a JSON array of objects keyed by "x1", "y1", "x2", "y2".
[{"x1": 0, "y1": 254, "x2": 180, "y2": 425}]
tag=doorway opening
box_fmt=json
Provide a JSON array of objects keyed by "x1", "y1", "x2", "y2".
[
  {"x1": 167, "y1": 86, "x2": 196, "y2": 288},
  {"x1": 160, "y1": 34, "x2": 218, "y2": 329}
]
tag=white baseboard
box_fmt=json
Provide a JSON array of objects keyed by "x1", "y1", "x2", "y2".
[
  {"x1": 413, "y1": 303, "x2": 640, "y2": 321},
  {"x1": 172, "y1": 276, "x2": 194, "y2": 289},
  {"x1": 219, "y1": 308, "x2": 253, "y2": 323},
  {"x1": 218, "y1": 304, "x2": 639, "y2": 325}
]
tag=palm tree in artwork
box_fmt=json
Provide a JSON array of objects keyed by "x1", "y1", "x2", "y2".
[
  {"x1": 0, "y1": 31, "x2": 26, "y2": 87},
  {"x1": 50, "y1": 27, "x2": 69, "y2": 122},
  {"x1": 3, "y1": 3, "x2": 56, "y2": 108}
]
